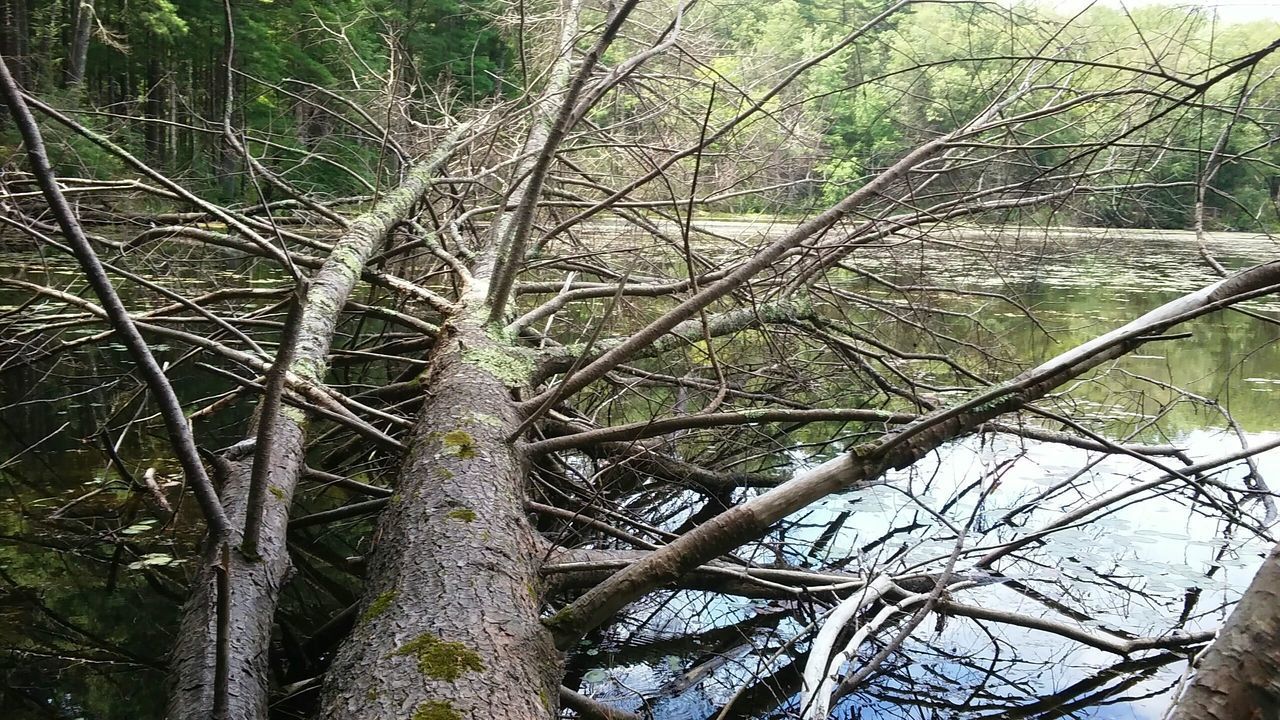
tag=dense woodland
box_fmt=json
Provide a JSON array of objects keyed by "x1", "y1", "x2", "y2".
[
  {"x1": 4, "y1": 0, "x2": 1280, "y2": 226},
  {"x1": 3, "y1": 1, "x2": 1280, "y2": 719}
]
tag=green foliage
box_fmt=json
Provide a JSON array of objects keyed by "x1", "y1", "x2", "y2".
[
  {"x1": 11, "y1": 0, "x2": 513, "y2": 200},
  {"x1": 2, "y1": 90, "x2": 129, "y2": 180},
  {"x1": 690, "y1": 0, "x2": 1280, "y2": 229},
  {"x1": 137, "y1": 0, "x2": 189, "y2": 39}
]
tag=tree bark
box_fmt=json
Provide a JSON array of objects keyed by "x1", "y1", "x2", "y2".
[
  {"x1": 166, "y1": 133, "x2": 465, "y2": 720},
  {"x1": 65, "y1": 0, "x2": 93, "y2": 88},
  {"x1": 0, "y1": 0, "x2": 30, "y2": 88},
  {"x1": 168, "y1": 439, "x2": 300, "y2": 720},
  {"x1": 145, "y1": 49, "x2": 165, "y2": 164},
  {"x1": 317, "y1": 320, "x2": 560, "y2": 720},
  {"x1": 1168, "y1": 540, "x2": 1280, "y2": 720}
]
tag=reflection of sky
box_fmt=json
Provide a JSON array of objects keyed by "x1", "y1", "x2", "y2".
[
  {"x1": 585, "y1": 429, "x2": 1277, "y2": 717},
  {"x1": 573, "y1": 225, "x2": 1280, "y2": 716}
]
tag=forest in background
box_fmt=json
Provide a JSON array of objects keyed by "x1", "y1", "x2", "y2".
[
  {"x1": 3, "y1": 0, "x2": 1279, "y2": 229},
  {"x1": 4, "y1": 0, "x2": 1280, "y2": 719}
]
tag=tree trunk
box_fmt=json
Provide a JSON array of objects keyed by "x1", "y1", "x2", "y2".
[
  {"x1": 166, "y1": 134, "x2": 464, "y2": 720},
  {"x1": 167, "y1": 435, "x2": 300, "y2": 720},
  {"x1": 0, "y1": 0, "x2": 30, "y2": 88},
  {"x1": 1168, "y1": 540, "x2": 1280, "y2": 720},
  {"x1": 65, "y1": 0, "x2": 92, "y2": 88},
  {"x1": 317, "y1": 318, "x2": 560, "y2": 720},
  {"x1": 145, "y1": 50, "x2": 165, "y2": 164}
]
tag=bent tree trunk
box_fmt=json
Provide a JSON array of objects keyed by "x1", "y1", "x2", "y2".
[
  {"x1": 317, "y1": 316, "x2": 560, "y2": 720},
  {"x1": 167, "y1": 133, "x2": 464, "y2": 720},
  {"x1": 1168, "y1": 540, "x2": 1280, "y2": 720}
]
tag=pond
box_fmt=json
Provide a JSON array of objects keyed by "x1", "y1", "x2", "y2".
[
  {"x1": 562, "y1": 223, "x2": 1280, "y2": 719},
  {"x1": 2, "y1": 223, "x2": 1278, "y2": 719}
]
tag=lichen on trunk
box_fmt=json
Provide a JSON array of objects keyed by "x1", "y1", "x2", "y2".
[{"x1": 317, "y1": 320, "x2": 560, "y2": 720}]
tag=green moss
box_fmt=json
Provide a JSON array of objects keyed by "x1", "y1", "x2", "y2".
[
  {"x1": 460, "y1": 345, "x2": 535, "y2": 387},
  {"x1": 395, "y1": 633, "x2": 484, "y2": 681},
  {"x1": 484, "y1": 321, "x2": 516, "y2": 344},
  {"x1": 759, "y1": 297, "x2": 813, "y2": 323},
  {"x1": 435, "y1": 466, "x2": 455, "y2": 481},
  {"x1": 441, "y1": 430, "x2": 476, "y2": 459},
  {"x1": 361, "y1": 590, "x2": 396, "y2": 623},
  {"x1": 445, "y1": 507, "x2": 476, "y2": 522},
  {"x1": 268, "y1": 486, "x2": 286, "y2": 501},
  {"x1": 330, "y1": 242, "x2": 366, "y2": 277},
  {"x1": 280, "y1": 405, "x2": 308, "y2": 424},
  {"x1": 544, "y1": 607, "x2": 575, "y2": 630},
  {"x1": 462, "y1": 412, "x2": 503, "y2": 428},
  {"x1": 366, "y1": 687, "x2": 377, "y2": 702},
  {"x1": 850, "y1": 442, "x2": 879, "y2": 460},
  {"x1": 411, "y1": 700, "x2": 461, "y2": 720},
  {"x1": 290, "y1": 355, "x2": 327, "y2": 383}
]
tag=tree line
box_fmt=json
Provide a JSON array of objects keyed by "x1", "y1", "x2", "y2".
[{"x1": 4, "y1": 0, "x2": 1278, "y2": 229}]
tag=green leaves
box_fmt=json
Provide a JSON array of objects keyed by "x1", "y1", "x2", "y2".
[{"x1": 137, "y1": 0, "x2": 189, "y2": 40}]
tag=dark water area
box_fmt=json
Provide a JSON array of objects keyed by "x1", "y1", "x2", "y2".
[
  {"x1": 3, "y1": 224, "x2": 1279, "y2": 719},
  {"x1": 0, "y1": 244, "x2": 279, "y2": 717}
]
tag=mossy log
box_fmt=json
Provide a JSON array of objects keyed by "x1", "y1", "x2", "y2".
[{"x1": 316, "y1": 320, "x2": 560, "y2": 720}]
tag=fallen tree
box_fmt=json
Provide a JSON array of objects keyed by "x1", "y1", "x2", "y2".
[{"x1": 4, "y1": 2, "x2": 1280, "y2": 719}]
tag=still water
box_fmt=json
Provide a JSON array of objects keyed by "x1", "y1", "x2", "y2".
[
  {"x1": 568, "y1": 224, "x2": 1280, "y2": 719},
  {"x1": 3, "y1": 224, "x2": 1279, "y2": 719}
]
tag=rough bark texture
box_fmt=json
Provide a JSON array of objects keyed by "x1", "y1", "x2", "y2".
[
  {"x1": 167, "y1": 136, "x2": 462, "y2": 720},
  {"x1": 317, "y1": 320, "x2": 560, "y2": 720},
  {"x1": 168, "y1": 435, "x2": 301, "y2": 720},
  {"x1": 1169, "y1": 540, "x2": 1280, "y2": 720}
]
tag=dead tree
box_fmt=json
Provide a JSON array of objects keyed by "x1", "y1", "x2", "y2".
[{"x1": 3, "y1": 3, "x2": 1280, "y2": 719}]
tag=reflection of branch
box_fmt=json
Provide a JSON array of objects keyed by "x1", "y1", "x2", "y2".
[
  {"x1": 558, "y1": 687, "x2": 642, "y2": 720},
  {"x1": 0, "y1": 58, "x2": 230, "y2": 540},
  {"x1": 548, "y1": 253, "x2": 1280, "y2": 648},
  {"x1": 941, "y1": 599, "x2": 1212, "y2": 655},
  {"x1": 0, "y1": 567, "x2": 165, "y2": 670},
  {"x1": 975, "y1": 433, "x2": 1280, "y2": 570},
  {"x1": 999, "y1": 652, "x2": 1179, "y2": 719}
]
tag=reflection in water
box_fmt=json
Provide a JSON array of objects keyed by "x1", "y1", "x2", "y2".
[
  {"x1": 3, "y1": 226, "x2": 1279, "y2": 718},
  {"x1": 551, "y1": 225, "x2": 1279, "y2": 719},
  {"x1": 570, "y1": 429, "x2": 1275, "y2": 719}
]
